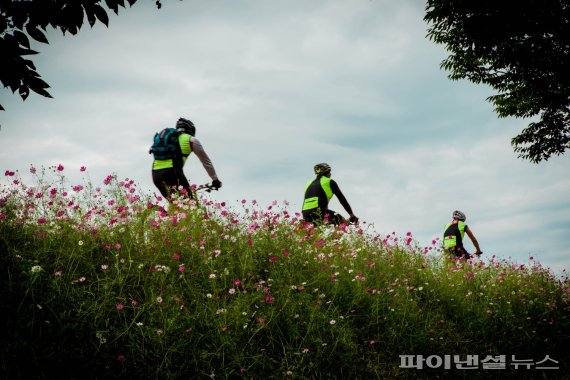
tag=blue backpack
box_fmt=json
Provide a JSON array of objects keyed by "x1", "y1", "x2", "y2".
[{"x1": 149, "y1": 128, "x2": 181, "y2": 160}]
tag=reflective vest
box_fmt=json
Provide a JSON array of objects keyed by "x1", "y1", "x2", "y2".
[
  {"x1": 303, "y1": 175, "x2": 333, "y2": 211},
  {"x1": 152, "y1": 134, "x2": 192, "y2": 170},
  {"x1": 443, "y1": 220, "x2": 466, "y2": 250}
]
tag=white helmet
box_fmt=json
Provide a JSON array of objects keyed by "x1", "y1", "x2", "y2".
[{"x1": 453, "y1": 210, "x2": 466, "y2": 221}]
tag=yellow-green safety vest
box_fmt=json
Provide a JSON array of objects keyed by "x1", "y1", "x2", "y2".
[
  {"x1": 443, "y1": 220, "x2": 466, "y2": 249},
  {"x1": 302, "y1": 176, "x2": 333, "y2": 211}
]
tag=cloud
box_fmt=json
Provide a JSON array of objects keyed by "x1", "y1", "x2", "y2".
[{"x1": 1, "y1": 0, "x2": 568, "y2": 275}]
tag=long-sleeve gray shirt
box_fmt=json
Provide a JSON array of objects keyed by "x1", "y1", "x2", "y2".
[{"x1": 190, "y1": 136, "x2": 218, "y2": 181}]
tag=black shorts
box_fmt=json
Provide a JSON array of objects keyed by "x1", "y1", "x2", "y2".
[
  {"x1": 445, "y1": 246, "x2": 470, "y2": 259},
  {"x1": 152, "y1": 167, "x2": 192, "y2": 199},
  {"x1": 302, "y1": 209, "x2": 343, "y2": 226}
]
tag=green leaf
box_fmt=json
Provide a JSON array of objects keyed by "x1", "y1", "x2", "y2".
[
  {"x1": 25, "y1": 24, "x2": 49, "y2": 44},
  {"x1": 19, "y1": 86, "x2": 30, "y2": 100},
  {"x1": 20, "y1": 48, "x2": 39, "y2": 56},
  {"x1": 85, "y1": 4, "x2": 97, "y2": 27},
  {"x1": 106, "y1": 0, "x2": 120, "y2": 15},
  {"x1": 13, "y1": 30, "x2": 30, "y2": 49},
  {"x1": 94, "y1": 5, "x2": 109, "y2": 27}
]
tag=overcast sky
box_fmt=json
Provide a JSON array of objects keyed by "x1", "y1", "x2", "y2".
[{"x1": 1, "y1": 0, "x2": 568, "y2": 275}]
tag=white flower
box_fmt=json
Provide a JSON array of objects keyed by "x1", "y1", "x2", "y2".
[
  {"x1": 216, "y1": 308, "x2": 227, "y2": 315},
  {"x1": 329, "y1": 320, "x2": 336, "y2": 325},
  {"x1": 228, "y1": 288, "x2": 236, "y2": 295},
  {"x1": 156, "y1": 296, "x2": 163, "y2": 304},
  {"x1": 136, "y1": 322, "x2": 143, "y2": 327},
  {"x1": 78, "y1": 240, "x2": 84, "y2": 246},
  {"x1": 209, "y1": 273, "x2": 216, "y2": 279},
  {"x1": 31, "y1": 265, "x2": 43, "y2": 273},
  {"x1": 206, "y1": 293, "x2": 213, "y2": 298}
]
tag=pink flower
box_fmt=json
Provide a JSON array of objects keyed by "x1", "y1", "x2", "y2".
[
  {"x1": 117, "y1": 354, "x2": 126, "y2": 362},
  {"x1": 269, "y1": 255, "x2": 276, "y2": 263},
  {"x1": 178, "y1": 265, "x2": 185, "y2": 272},
  {"x1": 116, "y1": 303, "x2": 125, "y2": 311},
  {"x1": 131, "y1": 299, "x2": 139, "y2": 307},
  {"x1": 38, "y1": 217, "x2": 47, "y2": 224},
  {"x1": 114, "y1": 243, "x2": 121, "y2": 249},
  {"x1": 234, "y1": 279, "x2": 241, "y2": 286},
  {"x1": 283, "y1": 249, "x2": 289, "y2": 257},
  {"x1": 80, "y1": 166, "x2": 87, "y2": 172},
  {"x1": 172, "y1": 253, "x2": 181, "y2": 260},
  {"x1": 104, "y1": 175, "x2": 114, "y2": 185},
  {"x1": 29, "y1": 166, "x2": 37, "y2": 174},
  {"x1": 54, "y1": 271, "x2": 63, "y2": 276},
  {"x1": 57, "y1": 164, "x2": 64, "y2": 171},
  {"x1": 4, "y1": 170, "x2": 15, "y2": 176}
]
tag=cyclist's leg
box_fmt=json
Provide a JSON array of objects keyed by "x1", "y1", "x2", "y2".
[
  {"x1": 302, "y1": 210, "x2": 322, "y2": 225},
  {"x1": 173, "y1": 168, "x2": 193, "y2": 199},
  {"x1": 152, "y1": 168, "x2": 177, "y2": 199}
]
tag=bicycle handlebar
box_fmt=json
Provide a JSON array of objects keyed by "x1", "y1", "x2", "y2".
[{"x1": 195, "y1": 183, "x2": 218, "y2": 193}]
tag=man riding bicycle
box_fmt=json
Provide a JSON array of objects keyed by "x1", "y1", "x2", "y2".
[
  {"x1": 443, "y1": 210, "x2": 482, "y2": 259},
  {"x1": 302, "y1": 163, "x2": 358, "y2": 226},
  {"x1": 151, "y1": 117, "x2": 221, "y2": 200}
]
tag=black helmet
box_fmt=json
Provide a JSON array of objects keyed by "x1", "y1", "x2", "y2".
[
  {"x1": 453, "y1": 210, "x2": 466, "y2": 221},
  {"x1": 314, "y1": 163, "x2": 331, "y2": 175},
  {"x1": 176, "y1": 117, "x2": 196, "y2": 136}
]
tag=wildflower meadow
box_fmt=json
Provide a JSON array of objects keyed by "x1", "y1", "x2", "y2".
[{"x1": 1, "y1": 165, "x2": 569, "y2": 379}]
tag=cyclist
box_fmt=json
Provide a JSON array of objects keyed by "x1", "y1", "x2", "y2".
[
  {"x1": 443, "y1": 210, "x2": 482, "y2": 259},
  {"x1": 302, "y1": 163, "x2": 358, "y2": 226},
  {"x1": 152, "y1": 117, "x2": 222, "y2": 200}
]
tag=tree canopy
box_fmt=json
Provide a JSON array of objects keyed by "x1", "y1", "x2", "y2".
[
  {"x1": 425, "y1": 0, "x2": 570, "y2": 163},
  {"x1": 0, "y1": 0, "x2": 165, "y2": 111}
]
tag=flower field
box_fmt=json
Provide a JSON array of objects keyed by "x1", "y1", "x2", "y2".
[{"x1": 1, "y1": 166, "x2": 569, "y2": 379}]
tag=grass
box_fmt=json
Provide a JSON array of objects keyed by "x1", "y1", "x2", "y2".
[{"x1": 1, "y1": 165, "x2": 569, "y2": 379}]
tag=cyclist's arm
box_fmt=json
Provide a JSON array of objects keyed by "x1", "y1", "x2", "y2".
[
  {"x1": 329, "y1": 180, "x2": 354, "y2": 216},
  {"x1": 465, "y1": 226, "x2": 482, "y2": 254},
  {"x1": 190, "y1": 137, "x2": 219, "y2": 181}
]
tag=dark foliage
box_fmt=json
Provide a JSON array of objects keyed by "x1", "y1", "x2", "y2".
[
  {"x1": 425, "y1": 0, "x2": 570, "y2": 163},
  {"x1": 0, "y1": 0, "x2": 149, "y2": 111}
]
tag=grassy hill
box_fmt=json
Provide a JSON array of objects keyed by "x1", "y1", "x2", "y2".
[{"x1": 1, "y1": 166, "x2": 569, "y2": 379}]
